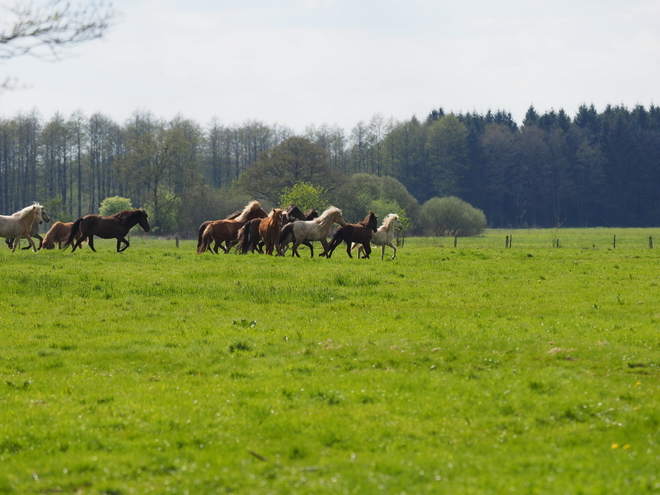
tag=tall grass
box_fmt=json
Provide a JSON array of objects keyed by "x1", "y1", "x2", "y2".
[{"x1": 0, "y1": 230, "x2": 658, "y2": 494}]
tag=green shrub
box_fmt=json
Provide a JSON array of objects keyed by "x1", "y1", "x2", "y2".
[{"x1": 420, "y1": 196, "x2": 486, "y2": 236}]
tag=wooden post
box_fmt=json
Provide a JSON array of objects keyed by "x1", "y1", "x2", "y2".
[
  {"x1": 176, "y1": 235, "x2": 180, "y2": 248},
  {"x1": 613, "y1": 235, "x2": 616, "y2": 249},
  {"x1": 556, "y1": 238, "x2": 560, "y2": 248},
  {"x1": 650, "y1": 236, "x2": 653, "y2": 249},
  {"x1": 505, "y1": 235, "x2": 509, "y2": 248},
  {"x1": 510, "y1": 235, "x2": 512, "y2": 248},
  {"x1": 454, "y1": 236, "x2": 458, "y2": 248}
]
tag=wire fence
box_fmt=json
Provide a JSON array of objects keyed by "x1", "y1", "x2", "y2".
[{"x1": 402, "y1": 228, "x2": 660, "y2": 250}]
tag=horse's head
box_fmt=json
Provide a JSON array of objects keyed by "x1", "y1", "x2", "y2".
[
  {"x1": 332, "y1": 208, "x2": 346, "y2": 226},
  {"x1": 137, "y1": 209, "x2": 150, "y2": 232},
  {"x1": 37, "y1": 205, "x2": 50, "y2": 224},
  {"x1": 304, "y1": 209, "x2": 319, "y2": 220},
  {"x1": 367, "y1": 211, "x2": 378, "y2": 232},
  {"x1": 271, "y1": 208, "x2": 285, "y2": 227}
]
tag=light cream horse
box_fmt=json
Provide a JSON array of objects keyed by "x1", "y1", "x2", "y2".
[
  {"x1": 352, "y1": 213, "x2": 403, "y2": 259},
  {"x1": 0, "y1": 203, "x2": 45, "y2": 252},
  {"x1": 279, "y1": 206, "x2": 346, "y2": 257}
]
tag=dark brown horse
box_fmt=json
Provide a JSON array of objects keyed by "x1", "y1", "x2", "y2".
[
  {"x1": 235, "y1": 218, "x2": 263, "y2": 254},
  {"x1": 197, "y1": 201, "x2": 267, "y2": 254},
  {"x1": 42, "y1": 221, "x2": 83, "y2": 250},
  {"x1": 259, "y1": 208, "x2": 285, "y2": 256},
  {"x1": 322, "y1": 211, "x2": 378, "y2": 258},
  {"x1": 63, "y1": 209, "x2": 150, "y2": 252}
]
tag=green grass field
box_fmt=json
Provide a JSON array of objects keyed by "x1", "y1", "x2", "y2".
[{"x1": 1, "y1": 229, "x2": 659, "y2": 494}]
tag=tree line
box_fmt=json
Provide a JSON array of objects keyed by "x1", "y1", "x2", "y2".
[{"x1": 1, "y1": 103, "x2": 659, "y2": 236}]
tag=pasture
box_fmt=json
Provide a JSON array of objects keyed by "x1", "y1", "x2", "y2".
[{"x1": 0, "y1": 229, "x2": 659, "y2": 494}]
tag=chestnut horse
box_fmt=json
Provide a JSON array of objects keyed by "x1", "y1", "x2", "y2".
[
  {"x1": 0, "y1": 203, "x2": 45, "y2": 252},
  {"x1": 259, "y1": 208, "x2": 285, "y2": 256},
  {"x1": 278, "y1": 206, "x2": 345, "y2": 258},
  {"x1": 322, "y1": 211, "x2": 378, "y2": 258},
  {"x1": 197, "y1": 201, "x2": 267, "y2": 254},
  {"x1": 64, "y1": 209, "x2": 150, "y2": 252},
  {"x1": 196, "y1": 208, "x2": 243, "y2": 253},
  {"x1": 41, "y1": 221, "x2": 83, "y2": 250}
]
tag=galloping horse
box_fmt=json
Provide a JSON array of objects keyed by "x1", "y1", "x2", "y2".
[
  {"x1": 322, "y1": 211, "x2": 378, "y2": 258},
  {"x1": 41, "y1": 221, "x2": 82, "y2": 250},
  {"x1": 5, "y1": 205, "x2": 50, "y2": 250},
  {"x1": 353, "y1": 213, "x2": 403, "y2": 259},
  {"x1": 0, "y1": 203, "x2": 45, "y2": 252},
  {"x1": 278, "y1": 206, "x2": 345, "y2": 258},
  {"x1": 235, "y1": 218, "x2": 263, "y2": 254},
  {"x1": 64, "y1": 209, "x2": 150, "y2": 252},
  {"x1": 259, "y1": 208, "x2": 285, "y2": 256},
  {"x1": 196, "y1": 209, "x2": 243, "y2": 253},
  {"x1": 197, "y1": 201, "x2": 267, "y2": 254}
]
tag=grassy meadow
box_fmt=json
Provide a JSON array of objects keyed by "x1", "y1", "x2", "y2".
[{"x1": 0, "y1": 228, "x2": 659, "y2": 494}]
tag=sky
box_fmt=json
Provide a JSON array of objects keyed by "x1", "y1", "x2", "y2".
[{"x1": 1, "y1": 0, "x2": 659, "y2": 133}]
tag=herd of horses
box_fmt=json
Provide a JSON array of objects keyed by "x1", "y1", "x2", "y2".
[{"x1": 0, "y1": 200, "x2": 403, "y2": 259}]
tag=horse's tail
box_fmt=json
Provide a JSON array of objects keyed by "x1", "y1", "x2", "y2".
[
  {"x1": 197, "y1": 221, "x2": 211, "y2": 251},
  {"x1": 235, "y1": 224, "x2": 251, "y2": 254},
  {"x1": 197, "y1": 224, "x2": 213, "y2": 254},
  {"x1": 279, "y1": 223, "x2": 295, "y2": 254},
  {"x1": 62, "y1": 218, "x2": 83, "y2": 249}
]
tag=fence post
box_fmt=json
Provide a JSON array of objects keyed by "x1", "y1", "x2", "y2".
[
  {"x1": 454, "y1": 236, "x2": 458, "y2": 248},
  {"x1": 505, "y1": 235, "x2": 509, "y2": 248},
  {"x1": 650, "y1": 236, "x2": 653, "y2": 249},
  {"x1": 176, "y1": 235, "x2": 180, "y2": 248},
  {"x1": 613, "y1": 235, "x2": 616, "y2": 249}
]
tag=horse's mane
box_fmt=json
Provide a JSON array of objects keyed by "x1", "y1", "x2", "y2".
[
  {"x1": 17, "y1": 202, "x2": 42, "y2": 220},
  {"x1": 235, "y1": 201, "x2": 262, "y2": 223},
  {"x1": 113, "y1": 209, "x2": 144, "y2": 225},
  {"x1": 380, "y1": 213, "x2": 400, "y2": 232},
  {"x1": 315, "y1": 206, "x2": 342, "y2": 228}
]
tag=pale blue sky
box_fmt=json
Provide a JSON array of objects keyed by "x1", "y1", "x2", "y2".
[{"x1": 1, "y1": 0, "x2": 659, "y2": 132}]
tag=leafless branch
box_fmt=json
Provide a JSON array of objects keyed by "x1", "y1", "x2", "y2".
[{"x1": 0, "y1": 0, "x2": 117, "y2": 61}]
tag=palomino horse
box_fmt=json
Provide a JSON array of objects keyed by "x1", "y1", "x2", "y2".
[
  {"x1": 353, "y1": 213, "x2": 403, "y2": 259},
  {"x1": 278, "y1": 206, "x2": 345, "y2": 258},
  {"x1": 322, "y1": 211, "x2": 378, "y2": 258},
  {"x1": 64, "y1": 209, "x2": 150, "y2": 252},
  {"x1": 258, "y1": 208, "x2": 285, "y2": 256},
  {"x1": 197, "y1": 201, "x2": 267, "y2": 254},
  {"x1": 5, "y1": 205, "x2": 50, "y2": 250},
  {"x1": 41, "y1": 221, "x2": 83, "y2": 250},
  {"x1": 0, "y1": 203, "x2": 45, "y2": 252}
]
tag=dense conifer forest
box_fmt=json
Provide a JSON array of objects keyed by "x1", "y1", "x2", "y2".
[{"x1": 1, "y1": 103, "x2": 659, "y2": 234}]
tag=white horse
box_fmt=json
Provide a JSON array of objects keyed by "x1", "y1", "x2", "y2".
[
  {"x1": 352, "y1": 213, "x2": 403, "y2": 259},
  {"x1": 279, "y1": 206, "x2": 346, "y2": 257},
  {"x1": 0, "y1": 203, "x2": 45, "y2": 252},
  {"x1": 5, "y1": 205, "x2": 50, "y2": 250}
]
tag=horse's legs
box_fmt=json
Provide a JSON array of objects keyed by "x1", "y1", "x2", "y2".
[
  {"x1": 5, "y1": 238, "x2": 12, "y2": 249},
  {"x1": 87, "y1": 236, "x2": 96, "y2": 252},
  {"x1": 362, "y1": 242, "x2": 371, "y2": 259},
  {"x1": 292, "y1": 239, "x2": 303, "y2": 258},
  {"x1": 303, "y1": 241, "x2": 314, "y2": 257},
  {"x1": 387, "y1": 242, "x2": 397, "y2": 259},
  {"x1": 117, "y1": 237, "x2": 129, "y2": 252},
  {"x1": 345, "y1": 241, "x2": 353, "y2": 258},
  {"x1": 381, "y1": 245, "x2": 386, "y2": 260},
  {"x1": 319, "y1": 238, "x2": 333, "y2": 258}
]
